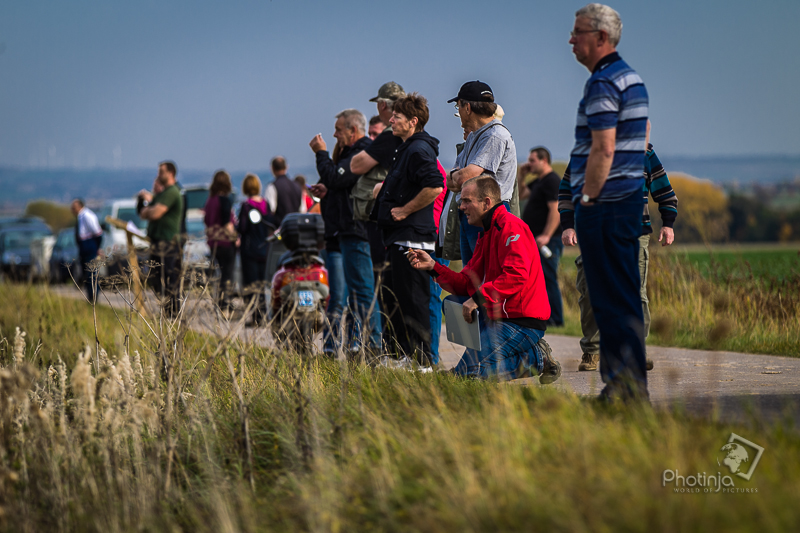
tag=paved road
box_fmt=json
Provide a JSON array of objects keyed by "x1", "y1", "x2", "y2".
[
  {"x1": 440, "y1": 334, "x2": 800, "y2": 424},
  {"x1": 54, "y1": 285, "x2": 799, "y2": 425}
]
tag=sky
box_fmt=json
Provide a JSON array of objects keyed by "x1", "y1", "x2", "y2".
[{"x1": 0, "y1": 0, "x2": 798, "y2": 173}]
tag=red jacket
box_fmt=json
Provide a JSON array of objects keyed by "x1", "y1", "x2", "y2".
[{"x1": 433, "y1": 204, "x2": 551, "y2": 322}]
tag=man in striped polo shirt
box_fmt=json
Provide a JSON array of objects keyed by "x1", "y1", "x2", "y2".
[
  {"x1": 559, "y1": 124, "x2": 679, "y2": 373},
  {"x1": 568, "y1": 3, "x2": 649, "y2": 402}
]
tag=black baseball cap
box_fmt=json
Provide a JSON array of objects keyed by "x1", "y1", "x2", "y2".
[{"x1": 447, "y1": 81, "x2": 494, "y2": 103}]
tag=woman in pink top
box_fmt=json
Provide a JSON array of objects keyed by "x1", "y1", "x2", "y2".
[{"x1": 204, "y1": 170, "x2": 238, "y2": 313}]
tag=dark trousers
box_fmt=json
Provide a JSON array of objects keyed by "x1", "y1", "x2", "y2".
[
  {"x1": 79, "y1": 251, "x2": 99, "y2": 303},
  {"x1": 211, "y1": 245, "x2": 236, "y2": 311},
  {"x1": 241, "y1": 256, "x2": 267, "y2": 322},
  {"x1": 540, "y1": 238, "x2": 564, "y2": 327},
  {"x1": 383, "y1": 244, "x2": 432, "y2": 364},
  {"x1": 150, "y1": 240, "x2": 183, "y2": 317},
  {"x1": 575, "y1": 190, "x2": 647, "y2": 397}
]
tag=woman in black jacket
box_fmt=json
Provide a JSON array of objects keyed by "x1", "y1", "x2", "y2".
[{"x1": 237, "y1": 173, "x2": 274, "y2": 326}]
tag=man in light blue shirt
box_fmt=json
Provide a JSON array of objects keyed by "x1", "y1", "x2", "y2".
[{"x1": 446, "y1": 81, "x2": 517, "y2": 265}]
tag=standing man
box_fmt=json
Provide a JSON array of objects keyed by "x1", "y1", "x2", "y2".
[
  {"x1": 446, "y1": 81, "x2": 517, "y2": 265},
  {"x1": 139, "y1": 161, "x2": 184, "y2": 317},
  {"x1": 373, "y1": 93, "x2": 443, "y2": 366},
  {"x1": 560, "y1": 123, "x2": 678, "y2": 371},
  {"x1": 265, "y1": 156, "x2": 304, "y2": 226},
  {"x1": 70, "y1": 198, "x2": 104, "y2": 302},
  {"x1": 310, "y1": 109, "x2": 381, "y2": 354},
  {"x1": 568, "y1": 4, "x2": 650, "y2": 401},
  {"x1": 350, "y1": 82, "x2": 406, "y2": 329},
  {"x1": 368, "y1": 115, "x2": 385, "y2": 140},
  {"x1": 521, "y1": 147, "x2": 564, "y2": 327}
]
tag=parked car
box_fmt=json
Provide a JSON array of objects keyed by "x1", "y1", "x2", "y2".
[
  {"x1": 48, "y1": 228, "x2": 110, "y2": 284},
  {"x1": 0, "y1": 225, "x2": 53, "y2": 281},
  {"x1": 183, "y1": 213, "x2": 211, "y2": 271},
  {"x1": 0, "y1": 216, "x2": 50, "y2": 233},
  {"x1": 104, "y1": 198, "x2": 149, "y2": 275}
]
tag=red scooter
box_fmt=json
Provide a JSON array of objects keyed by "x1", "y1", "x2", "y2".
[{"x1": 267, "y1": 213, "x2": 329, "y2": 353}]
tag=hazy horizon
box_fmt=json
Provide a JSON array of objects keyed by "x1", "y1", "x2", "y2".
[{"x1": 1, "y1": 0, "x2": 799, "y2": 174}]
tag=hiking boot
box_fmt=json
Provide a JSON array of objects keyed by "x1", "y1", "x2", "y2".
[
  {"x1": 578, "y1": 353, "x2": 599, "y2": 371},
  {"x1": 646, "y1": 358, "x2": 654, "y2": 371},
  {"x1": 537, "y1": 338, "x2": 561, "y2": 385}
]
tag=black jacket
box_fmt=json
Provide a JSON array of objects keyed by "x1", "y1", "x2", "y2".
[
  {"x1": 374, "y1": 131, "x2": 443, "y2": 244},
  {"x1": 315, "y1": 136, "x2": 371, "y2": 241}
]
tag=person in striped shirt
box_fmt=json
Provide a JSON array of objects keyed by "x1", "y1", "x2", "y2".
[
  {"x1": 567, "y1": 3, "x2": 649, "y2": 402},
  {"x1": 560, "y1": 125, "x2": 678, "y2": 372}
]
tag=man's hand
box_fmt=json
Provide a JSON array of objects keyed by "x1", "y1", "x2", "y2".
[
  {"x1": 391, "y1": 206, "x2": 409, "y2": 221},
  {"x1": 446, "y1": 168, "x2": 460, "y2": 191},
  {"x1": 462, "y1": 298, "x2": 478, "y2": 324},
  {"x1": 309, "y1": 134, "x2": 327, "y2": 153},
  {"x1": 390, "y1": 206, "x2": 409, "y2": 221},
  {"x1": 408, "y1": 248, "x2": 435, "y2": 270},
  {"x1": 535, "y1": 234, "x2": 551, "y2": 248},
  {"x1": 309, "y1": 183, "x2": 328, "y2": 199},
  {"x1": 138, "y1": 190, "x2": 153, "y2": 203},
  {"x1": 659, "y1": 226, "x2": 675, "y2": 246},
  {"x1": 562, "y1": 228, "x2": 578, "y2": 246}
]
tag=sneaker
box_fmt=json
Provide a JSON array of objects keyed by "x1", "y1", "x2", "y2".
[
  {"x1": 646, "y1": 358, "x2": 654, "y2": 371},
  {"x1": 537, "y1": 338, "x2": 561, "y2": 385},
  {"x1": 578, "y1": 353, "x2": 599, "y2": 371}
]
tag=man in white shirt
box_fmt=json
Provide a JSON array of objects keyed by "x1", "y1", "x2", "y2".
[{"x1": 70, "y1": 198, "x2": 104, "y2": 302}]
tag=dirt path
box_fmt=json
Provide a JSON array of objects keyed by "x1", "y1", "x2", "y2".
[{"x1": 53, "y1": 284, "x2": 800, "y2": 425}]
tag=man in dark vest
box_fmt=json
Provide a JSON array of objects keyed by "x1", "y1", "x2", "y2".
[{"x1": 265, "y1": 156, "x2": 304, "y2": 226}]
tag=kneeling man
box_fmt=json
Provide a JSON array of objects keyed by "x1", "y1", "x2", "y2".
[{"x1": 408, "y1": 176, "x2": 561, "y2": 382}]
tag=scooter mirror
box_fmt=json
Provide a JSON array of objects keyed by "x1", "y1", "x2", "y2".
[{"x1": 248, "y1": 209, "x2": 262, "y2": 224}]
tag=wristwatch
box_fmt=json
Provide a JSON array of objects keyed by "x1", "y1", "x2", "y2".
[{"x1": 581, "y1": 193, "x2": 597, "y2": 204}]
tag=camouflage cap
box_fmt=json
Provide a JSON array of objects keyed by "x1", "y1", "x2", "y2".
[{"x1": 369, "y1": 81, "x2": 406, "y2": 102}]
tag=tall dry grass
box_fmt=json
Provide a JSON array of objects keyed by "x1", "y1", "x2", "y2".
[
  {"x1": 1, "y1": 275, "x2": 799, "y2": 531},
  {"x1": 557, "y1": 244, "x2": 800, "y2": 356}
]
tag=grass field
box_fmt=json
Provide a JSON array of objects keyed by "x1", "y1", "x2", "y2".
[
  {"x1": 0, "y1": 282, "x2": 799, "y2": 532},
  {"x1": 551, "y1": 242, "x2": 800, "y2": 356},
  {"x1": 678, "y1": 247, "x2": 800, "y2": 281}
]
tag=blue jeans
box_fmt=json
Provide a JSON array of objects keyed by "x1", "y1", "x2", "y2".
[
  {"x1": 459, "y1": 200, "x2": 511, "y2": 265},
  {"x1": 447, "y1": 296, "x2": 544, "y2": 380},
  {"x1": 322, "y1": 249, "x2": 347, "y2": 353},
  {"x1": 340, "y1": 236, "x2": 382, "y2": 350},
  {"x1": 575, "y1": 190, "x2": 647, "y2": 396},
  {"x1": 428, "y1": 251, "x2": 449, "y2": 365},
  {"x1": 540, "y1": 238, "x2": 564, "y2": 326}
]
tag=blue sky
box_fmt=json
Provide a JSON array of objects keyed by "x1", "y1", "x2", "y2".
[{"x1": 0, "y1": 0, "x2": 798, "y2": 172}]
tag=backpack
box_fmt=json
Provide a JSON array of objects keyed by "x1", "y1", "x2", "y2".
[
  {"x1": 351, "y1": 125, "x2": 391, "y2": 221},
  {"x1": 238, "y1": 202, "x2": 275, "y2": 261},
  {"x1": 351, "y1": 165, "x2": 386, "y2": 221}
]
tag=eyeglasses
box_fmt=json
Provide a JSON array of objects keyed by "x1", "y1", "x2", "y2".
[
  {"x1": 570, "y1": 29, "x2": 599, "y2": 38},
  {"x1": 453, "y1": 102, "x2": 460, "y2": 118}
]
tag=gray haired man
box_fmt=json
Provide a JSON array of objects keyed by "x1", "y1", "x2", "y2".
[{"x1": 310, "y1": 109, "x2": 381, "y2": 353}]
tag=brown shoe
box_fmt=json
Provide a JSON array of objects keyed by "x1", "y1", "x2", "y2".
[
  {"x1": 578, "y1": 353, "x2": 599, "y2": 371},
  {"x1": 646, "y1": 358, "x2": 654, "y2": 371}
]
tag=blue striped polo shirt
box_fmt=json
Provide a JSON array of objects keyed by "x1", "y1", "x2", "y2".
[{"x1": 569, "y1": 52, "x2": 648, "y2": 204}]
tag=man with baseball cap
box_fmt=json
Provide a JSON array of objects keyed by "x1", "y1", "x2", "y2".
[
  {"x1": 350, "y1": 81, "x2": 406, "y2": 177},
  {"x1": 446, "y1": 81, "x2": 518, "y2": 265}
]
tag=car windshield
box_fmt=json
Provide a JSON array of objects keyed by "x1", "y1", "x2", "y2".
[
  {"x1": 184, "y1": 189, "x2": 209, "y2": 210},
  {"x1": 56, "y1": 231, "x2": 75, "y2": 248},
  {"x1": 185, "y1": 219, "x2": 206, "y2": 238},
  {"x1": 116, "y1": 207, "x2": 147, "y2": 229},
  {"x1": 3, "y1": 231, "x2": 50, "y2": 249}
]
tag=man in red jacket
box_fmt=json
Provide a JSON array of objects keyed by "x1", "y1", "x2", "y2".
[{"x1": 408, "y1": 176, "x2": 561, "y2": 382}]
